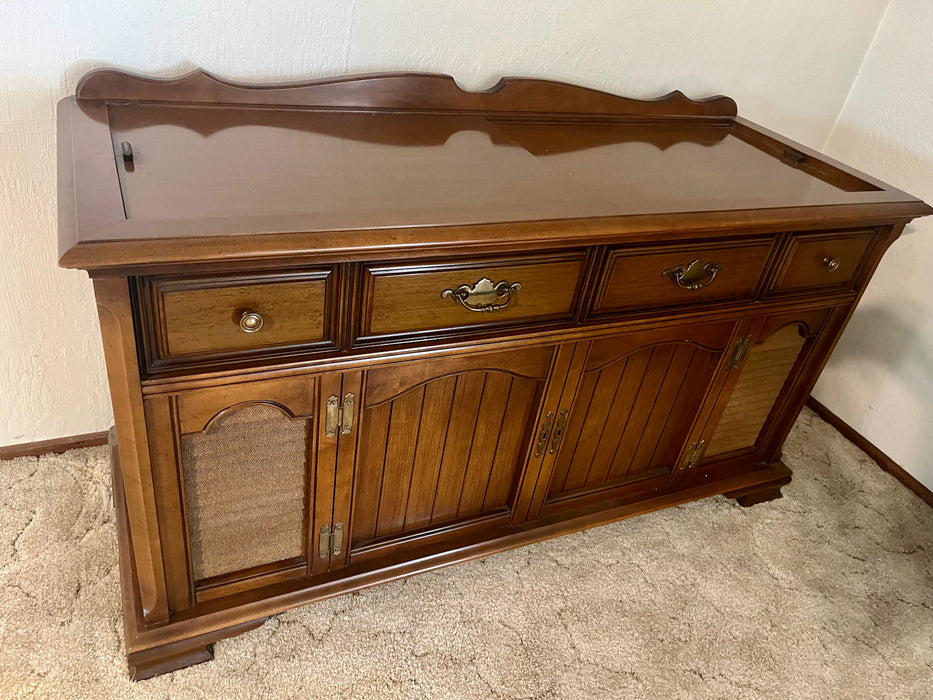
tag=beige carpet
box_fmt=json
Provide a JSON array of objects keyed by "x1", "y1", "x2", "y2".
[{"x1": 1, "y1": 408, "x2": 931, "y2": 699}]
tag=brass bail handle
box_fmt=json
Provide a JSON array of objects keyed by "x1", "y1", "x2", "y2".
[
  {"x1": 662, "y1": 259, "x2": 723, "y2": 291},
  {"x1": 441, "y1": 276, "x2": 522, "y2": 312}
]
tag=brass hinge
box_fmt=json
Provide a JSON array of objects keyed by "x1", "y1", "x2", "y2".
[
  {"x1": 682, "y1": 440, "x2": 706, "y2": 471},
  {"x1": 325, "y1": 393, "x2": 355, "y2": 437},
  {"x1": 726, "y1": 335, "x2": 753, "y2": 370},
  {"x1": 318, "y1": 522, "x2": 344, "y2": 558}
]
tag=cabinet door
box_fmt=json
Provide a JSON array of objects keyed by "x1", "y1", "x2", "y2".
[
  {"x1": 347, "y1": 346, "x2": 558, "y2": 564},
  {"x1": 677, "y1": 308, "x2": 833, "y2": 479},
  {"x1": 537, "y1": 320, "x2": 740, "y2": 516},
  {"x1": 145, "y1": 372, "x2": 359, "y2": 610}
]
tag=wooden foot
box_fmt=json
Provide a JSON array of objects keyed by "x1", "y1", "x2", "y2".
[
  {"x1": 128, "y1": 639, "x2": 214, "y2": 681},
  {"x1": 724, "y1": 468, "x2": 791, "y2": 507},
  {"x1": 127, "y1": 617, "x2": 267, "y2": 680},
  {"x1": 731, "y1": 485, "x2": 785, "y2": 507}
]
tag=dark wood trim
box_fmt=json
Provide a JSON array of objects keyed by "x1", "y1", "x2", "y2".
[
  {"x1": 76, "y1": 68, "x2": 738, "y2": 117},
  {"x1": 806, "y1": 397, "x2": 933, "y2": 507},
  {"x1": 0, "y1": 431, "x2": 109, "y2": 460},
  {"x1": 60, "y1": 203, "x2": 932, "y2": 272}
]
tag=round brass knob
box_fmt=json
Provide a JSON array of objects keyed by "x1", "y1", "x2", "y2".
[
  {"x1": 239, "y1": 311, "x2": 263, "y2": 333},
  {"x1": 822, "y1": 256, "x2": 841, "y2": 272}
]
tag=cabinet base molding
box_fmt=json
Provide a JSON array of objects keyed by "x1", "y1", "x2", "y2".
[{"x1": 112, "y1": 431, "x2": 790, "y2": 677}]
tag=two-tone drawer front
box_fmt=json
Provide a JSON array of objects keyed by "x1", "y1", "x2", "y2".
[
  {"x1": 770, "y1": 229, "x2": 875, "y2": 293},
  {"x1": 357, "y1": 251, "x2": 588, "y2": 343},
  {"x1": 140, "y1": 268, "x2": 338, "y2": 369},
  {"x1": 592, "y1": 238, "x2": 775, "y2": 314}
]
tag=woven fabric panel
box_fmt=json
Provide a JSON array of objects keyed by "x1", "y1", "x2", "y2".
[
  {"x1": 180, "y1": 403, "x2": 308, "y2": 581},
  {"x1": 705, "y1": 325, "x2": 807, "y2": 458}
]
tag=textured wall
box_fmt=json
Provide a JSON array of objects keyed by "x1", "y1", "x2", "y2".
[
  {"x1": 0, "y1": 0, "x2": 889, "y2": 446},
  {"x1": 813, "y1": 0, "x2": 933, "y2": 490}
]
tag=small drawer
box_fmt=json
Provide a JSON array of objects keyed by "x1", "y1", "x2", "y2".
[
  {"x1": 357, "y1": 252, "x2": 588, "y2": 342},
  {"x1": 770, "y1": 229, "x2": 875, "y2": 293},
  {"x1": 140, "y1": 269, "x2": 338, "y2": 368},
  {"x1": 592, "y1": 238, "x2": 774, "y2": 314}
]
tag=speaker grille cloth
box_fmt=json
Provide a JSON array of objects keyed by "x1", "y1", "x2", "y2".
[
  {"x1": 181, "y1": 403, "x2": 308, "y2": 581},
  {"x1": 706, "y1": 325, "x2": 806, "y2": 458}
]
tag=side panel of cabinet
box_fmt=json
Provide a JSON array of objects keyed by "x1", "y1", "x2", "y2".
[{"x1": 347, "y1": 346, "x2": 560, "y2": 564}]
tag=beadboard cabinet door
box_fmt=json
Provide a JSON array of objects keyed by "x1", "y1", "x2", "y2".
[
  {"x1": 530, "y1": 320, "x2": 743, "y2": 518},
  {"x1": 346, "y1": 345, "x2": 570, "y2": 565}
]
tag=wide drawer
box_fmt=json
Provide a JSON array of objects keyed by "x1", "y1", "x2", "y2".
[
  {"x1": 770, "y1": 229, "x2": 875, "y2": 293},
  {"x1": 357, "y1": 251, "x2": 587, "y2": 342},
  {"x1": 592, "y1": 238, "x2": 775, "y2": 314},
  {"x1": 139, "y1": 269, "x2": 338, "y2": 368}
]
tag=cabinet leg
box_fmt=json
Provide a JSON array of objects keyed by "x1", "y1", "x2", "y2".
[
  {"x1": 730, "y1": 485, "x2": 786, "y2": 507},
  {"x1": 724, "y1": 468, "x2": 792, "y2": 507},
  {"x1": 128, "y1": 639, "x2": 214, "y2": 681},
  {"x1": 127, "y1": 617, "x2": 267, "y2": 680}
]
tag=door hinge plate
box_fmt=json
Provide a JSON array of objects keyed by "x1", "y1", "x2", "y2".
[
  {"x1": 319, "y1": 522, "x2": 344, "y2": 558},
  {"x1": 727, "y1": 336, "x2": 753, "y2": 370},
  {"x1": 325, "y1": 393, "x2": 356, "y2": 437},
  {"x1": 682, "y1": 439, "x2": 707, "y2": 471}
]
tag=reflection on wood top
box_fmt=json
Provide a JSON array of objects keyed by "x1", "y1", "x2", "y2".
[{"x1": 57, "y1": 69, "x2": 931, "y2": 269}]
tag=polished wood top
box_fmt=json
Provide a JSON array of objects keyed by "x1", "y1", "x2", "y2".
[
  {"x1": 109, "y1": 106, "x2": 873, "y2": 225},
  {"x1": 58, "y1": 69, "x2": 931, "y2": 270}
]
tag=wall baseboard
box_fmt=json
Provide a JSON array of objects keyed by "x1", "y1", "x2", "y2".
[
  {"x1": 0, "y1": 431, "x2": 110, "y2": 461},
  {"x1": 806, "y1": 397, "x2": 933, "y2": 508}
]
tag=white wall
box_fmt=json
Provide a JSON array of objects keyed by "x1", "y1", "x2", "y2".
[
  {"x1": 0, "y1": 0, "x2": 891, "y2": 446},
  {"x1": 813, "y1": 0, "x2": 933, "y2": 490}
]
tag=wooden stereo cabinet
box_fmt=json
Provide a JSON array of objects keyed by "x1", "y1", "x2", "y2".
[{"x1": 57, "y1": 69, "x2": 931, "y2": 679}]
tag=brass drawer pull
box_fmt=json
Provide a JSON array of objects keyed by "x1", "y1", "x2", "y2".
[
  {"x1": 239, "y1": 311, "x2": 264, "y2": 333},
  {"x1": 441, "y1": 277, "x2": 522, "y2": 313},
  {"x1": 823, "y1": 256, "x2": 841, "y2": 272},
  {"x1": 662, "y1": 259, "x2": 723, "y2": 290}
]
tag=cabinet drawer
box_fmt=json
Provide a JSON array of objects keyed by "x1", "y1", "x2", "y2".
[
  {"x1": 140, "y1": 269, "x2": 338, "y2": 367},
  {"x1": 592, "y1": 238, "x2": 774, "y2": 314},
  {"x1": 770, "y1": 230, "x2": 875, "y2": 292},
  {"x1": 358, "y1": 252, "x2": 587, "y2": 342}
]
